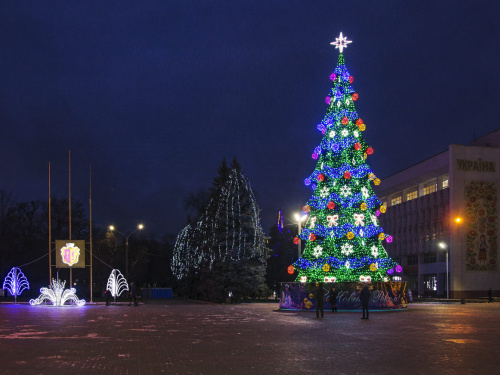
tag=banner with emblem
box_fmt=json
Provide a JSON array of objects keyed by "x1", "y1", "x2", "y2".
[{"x1": 55, "y1": 240, "x2": 86, "y2": 268}]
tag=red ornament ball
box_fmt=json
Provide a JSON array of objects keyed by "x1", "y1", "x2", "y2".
[
  {"x1": 317, "y1": 174, "x2": 325, "y2": 182},
  {"x1": 356, "y1": 119, "x2": 364, "y2": 125},
  {"x1": 352, "y1": 93, "x2": 359, "y2": 101},
  {"x1": 354, "y1": 142, "x2": 361, "y2": 151},
  {"x1": 349, "y1": 76, "x2": 354, "y2": 83},
  {"x1": 341, "y1": 117, "x2": 349, "y2": 125},
  {"x1": 293, "y1": 237, "x2": 300, "y2": 245},
  {"x1": 344, "y1": 171, "x2": 351, "y2": 179},
  {"x1": 287, "y1": 265, "x2": 295, "y2": 275},
  {"x1": 327, "y1": 201, "x2": 335, "y2": 209},
  {"x1": 302, "y1": 205, "x2": 310, "y2": 212},
  {"x1": 309, "y1": 233, "x2": 316, "y2": 241},
  {"x1": 366, "y1": 147, "x2": 374, "y2": 155}
]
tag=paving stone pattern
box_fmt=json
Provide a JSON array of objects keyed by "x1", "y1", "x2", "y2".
[{"x1": 1, "y1": 300, "x2": 499, "y2": 374}]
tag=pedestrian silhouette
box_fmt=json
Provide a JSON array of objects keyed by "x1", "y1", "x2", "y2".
[
  {"x1": 330, "y1": 287, "x2": 338, "y2": 312},
  {"x1": 315, "y1": 283, "x2": 325, "y2": 318},
  {"x1": 360, "y1": 285, "x2": 370, "y2": 319}
]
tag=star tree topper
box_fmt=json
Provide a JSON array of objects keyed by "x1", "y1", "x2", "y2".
[{"x1": 330, "y1": 32, "x2": 352, "y2": 53}]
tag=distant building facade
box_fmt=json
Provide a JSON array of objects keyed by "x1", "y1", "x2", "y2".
[{"x1": 375, "y1": 130, "x2": 500, "y2": 298}]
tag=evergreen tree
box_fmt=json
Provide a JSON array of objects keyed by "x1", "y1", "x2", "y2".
[
  {"x1": 173, "y1": 158, "x2": 270, "y2": 301},
  {"x1": 266, "y1": 213, "x2": 297, "y2": 296},
  {"x1": 293, "y1": 34, "x2": 402, "y2": 283}
]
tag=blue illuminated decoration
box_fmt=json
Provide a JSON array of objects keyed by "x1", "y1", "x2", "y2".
[{"x1": 2, "y1": 267, "x2": 29, "y2": 303}]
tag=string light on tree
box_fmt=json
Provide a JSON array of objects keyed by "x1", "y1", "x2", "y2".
[{"x1": 293, "y1": 33, "x2": 401, "y2": 283}]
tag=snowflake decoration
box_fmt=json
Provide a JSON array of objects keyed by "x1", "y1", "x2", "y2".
[
  {"x1": 353, "y1": 130, "x2": 359, "y2": 137},
  {"x1": 329, "y1": 130, "x2": 335, "y2": 138},
  {"x1": 341, "y1": 243, "x2": 354, "y2": 256},
  {"x1": 313, "y1": 245, "x2": 323, "y2": 258},
  {"x1": 319, "y1": 186, "x2": 330, "y2": 198},
  {"x1": 330, "y1": 32, "x2": 352, "y2": 53},
  {"x1": 341, "y1": 129, "x2": 349, "y2": 137},
  {"x1": 361, "y1": 187, "x2": 369, "y2": 199},
  {"x1": 371, "y1": 245, "x2": 379, "y2": 258},
  {"x1": 339, "y1": 185, "x2": 352, "y2": 197}
]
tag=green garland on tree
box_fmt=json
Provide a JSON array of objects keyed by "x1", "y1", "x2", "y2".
[{"x1": 293, "y1": 33, "x2": 402, "y2": 283}]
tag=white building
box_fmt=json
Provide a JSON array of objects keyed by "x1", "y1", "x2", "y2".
[{"x1": 375, "y1": 130, "x2": 500, "y2": 298}]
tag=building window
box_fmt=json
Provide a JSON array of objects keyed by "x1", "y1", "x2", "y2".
[
  {"x1": 423, "y1": 184, "x2": 437, "y2": 196},
  {"x1": 391, "y1": 196, "x2": 402, "y2": 206},
  {"x1": 424, "y1": 274, "x2": 437, "y2": 291},
  {"x1": 424, "y1": 253, "x2": 437, "y2": 264},
  {"x1": 407, "y1": 255, "x2": 418, "y2": 265},
  {"x1": 442, "y1": 179, "x2": 449, "y2": 189},
  {"x1": 407, "y1": 190, "x2": 418, "y2": 201}
]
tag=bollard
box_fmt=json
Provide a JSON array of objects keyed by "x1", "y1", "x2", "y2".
[{"x1": 461, "y1": 298, "x2": 466, "y2": 304}]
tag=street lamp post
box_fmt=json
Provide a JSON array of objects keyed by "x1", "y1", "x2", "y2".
[
  {"x1": 109, "y1": 224, "x2": 144, "y2": 280},
  {"x1": 439, "y1": 242, "x2": 449, "y2": 299},
  {"x1": 294, "y1": 213, "x2": 308, "y2": 258}
]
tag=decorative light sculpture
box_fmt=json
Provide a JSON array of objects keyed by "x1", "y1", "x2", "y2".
[
  {"x1": 106, "y1": 269, "x2": 129, "y2": 301},
  {"x1": 293, "y1": 34, "x2": 402, "y2": 283},
  {"x1": 29, "y1": 279, "x2": 86, "y2": 306},
  {"x1": 3, "y1": 267, "x2": 29, "y2": 304}
]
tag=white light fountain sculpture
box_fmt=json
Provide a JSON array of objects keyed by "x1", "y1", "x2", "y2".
[
  {"x1": 29, "y1": 278, "x2": 86, "y2": 306},
  {"x1": 107, "y1": 269, "x2": 128, "y2": 303},
  {"x1": 3, "y1": 267, "x2": 30, "y2": 304}
]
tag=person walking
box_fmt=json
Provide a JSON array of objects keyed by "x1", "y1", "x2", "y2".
[
  {"x1": 129, "y1": 282, "x2": 138, "y2": 307},
  {"x1": 104, "y1": 289, "x2": 111, "y2": 306},
  {"x1": 315, "y1": 283, "x2": 325, "y2": 318},
  {"x1": 330, "y1": 287, "x2": 339, "y2": 312},
  {"x1": 407, "y1": 288, "x2": 413, "y2": 303},
  {"x1": 488, "y1": 288, "x2": 494, "y2": 303},
  {"x1": 360, "y1": 285, "x2": 370, "y2": 319}
]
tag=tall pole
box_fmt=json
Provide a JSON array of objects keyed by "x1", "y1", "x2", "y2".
[
  {"x1": 446, "y1": 250, "x2": 449, "y2": 299},
  {"x1": 297, "y1": 220, "x2": 302, "y2": 258},
  {"x1": 49, "y1": 162, "x2": 52, "y2": 285},
  {"x1": 89, "y1": 163, "x2": 93, "y2": 303},
  {"x1": 69, "y1": 150, "x2": 72, "y2": 288},
  {"x1": 126, "y1": 236, "x2": 129, "y2": 281}
]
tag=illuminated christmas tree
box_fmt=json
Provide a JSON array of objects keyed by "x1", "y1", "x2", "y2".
[{"x1": 293, "y1": 33, "x2": 402, "y2": 283}]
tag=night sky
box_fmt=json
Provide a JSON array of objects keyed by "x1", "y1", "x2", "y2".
[{"x1": 1, "y1": 1, "x2": 499, "y2": 239}]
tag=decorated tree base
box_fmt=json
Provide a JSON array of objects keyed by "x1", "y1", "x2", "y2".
[{"x1": 279, "y1": 282, "x2": 407, "y2": 310}]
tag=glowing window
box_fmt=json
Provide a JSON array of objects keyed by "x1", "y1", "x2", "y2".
[
  {"x1": 406, "y1": 190, "x2": 418, "y2": 201},
  {"x1": 442, "y1": 179, "x2": 449, "y2": 189},
  {"x1": 391, "y1": 196, "x2": 402, "y2": 206},
  {"x1": 423, "y1": 184, "x2": 437, "y2": 196}
]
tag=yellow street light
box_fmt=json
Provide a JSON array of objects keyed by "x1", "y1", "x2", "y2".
[{"x1": 109, "y1": 223, "x2": 145, "y2": 280}]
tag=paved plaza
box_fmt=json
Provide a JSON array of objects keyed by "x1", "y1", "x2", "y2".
[{"x1": 0, "y1": 300, "x2": 499, "y2": 374}]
